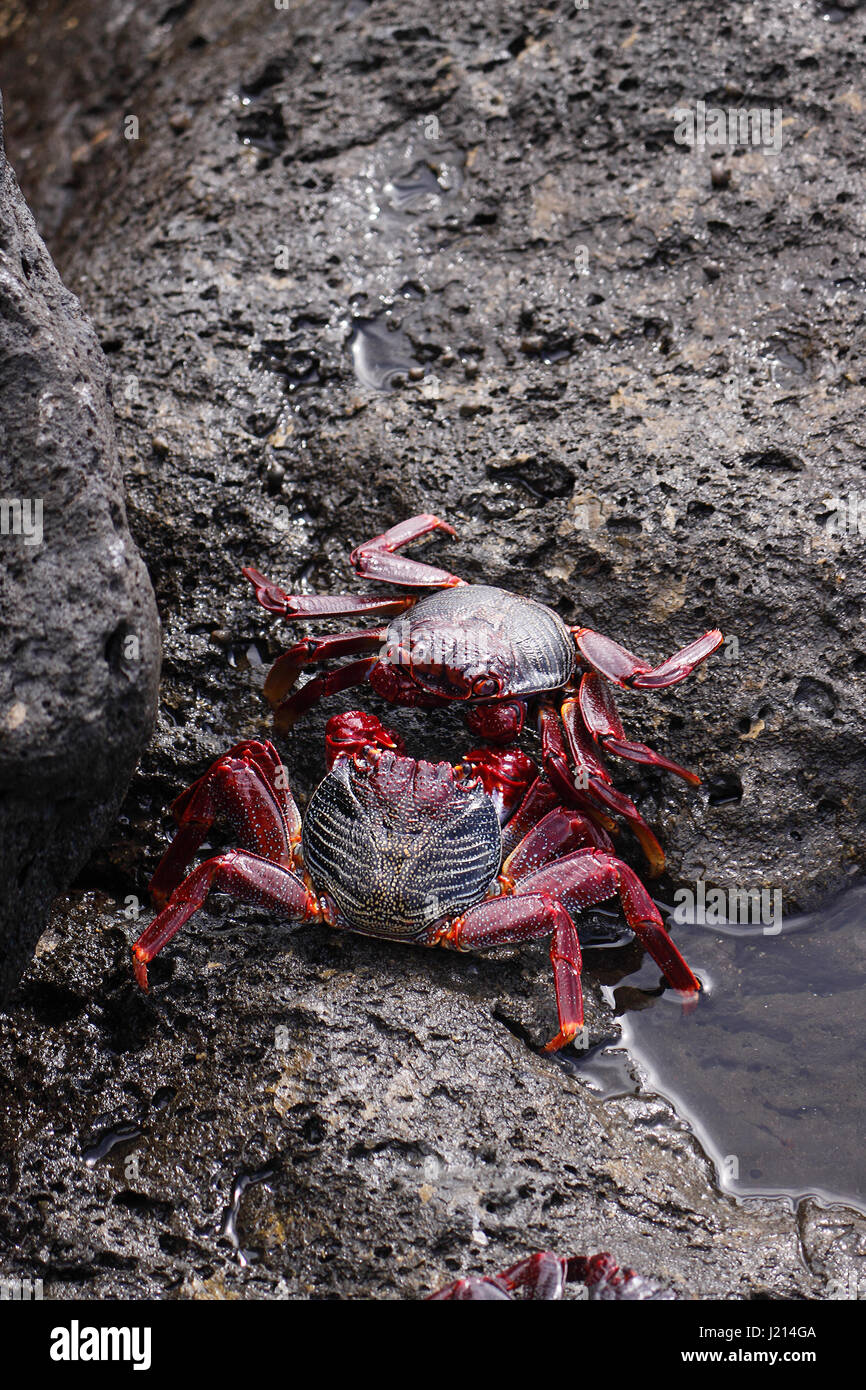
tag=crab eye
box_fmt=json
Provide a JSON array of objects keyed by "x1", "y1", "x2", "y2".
[{"x1": 472, "y1": 676, "x2": 500, "y2": 699}]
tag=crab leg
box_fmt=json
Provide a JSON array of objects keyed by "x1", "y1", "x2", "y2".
[
  {"x1": 428, "y1": 1252, "x2": 571, "y2": 1300},
  {"x1": 501, "y1": 807, "x2": 613, "y2": 883},
  {"x1": 574, "y1": 626, "x2": 723, "y2": 690},
  {"x1": 499, "y1": 774, "x2": 563, "y2": 858},
  {"x1": 560, "y1": 697, "x2": 668, "y2": 874},
  {"x1": 133, "y1": 849, "x2": 319, "y2": 990},
  {"x1": 488, "y1": 1253, "x2": 572, "y2": 1299},
  {"x1": 578, "y1": 673, "x2": 700, "y2": 785},
  {"x1": 244, "y1": 566, "x2": 416, "y2": 620},
  {"x1": 149, "y1": 742, "x2": 301, "y2": 910},
  {"x1": 270, "y1": 656, "x2": 379, "y2": 732},
  {"x1": 428, "y1": 1250, "x2": 673, "y2": 1300},
  {"x1": 537, "y1": 700, "x2": 664, "y2": 876},
  {"x1": 349, "y1": 513, "x2": 464, "y2": 588},
  {"x1": 433, "y1": 893, "x2": 584, "y2": 1051},
  {"x1": 517, "y1": 848, "x2": 701, "y2": 997},
  {"x1": 262, "y1": 628, "x2": 388, "y2": 708}
]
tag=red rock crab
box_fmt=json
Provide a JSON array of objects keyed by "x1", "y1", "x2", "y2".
[
  {"x1": 428, "y1": 1249, "x2": 677, "y2": 1300},
  {"x1": 133, "y1": 711, "x2": 700, "y2": 1049},
  {"x1": 244, "y1": 515, "x2": 722, "y2": 875}
]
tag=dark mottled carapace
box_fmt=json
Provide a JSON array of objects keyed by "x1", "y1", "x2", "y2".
[
  {"x1": 302, "y1": 750, "x2": 502, "y2": 938},
  {"x1": 381, "y1": 584, "x2": 575, "y2": 700}
]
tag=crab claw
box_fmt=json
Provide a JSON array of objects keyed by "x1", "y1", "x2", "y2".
[
  {"x1": 325, "y1": 711, "x2": 405, "y2": 768},
  {"x1": 465, "y1": 700, "x2": 527, "y2": 744},
  {"x1": 456, "y1": 746, "x2": 539, "y2": 822},
  {"x1": 575, "y1": 628, "x2": 724, "y2": 689},
  {"x1": 243, "y1": 566, "x2": 293, "y2": 615}
]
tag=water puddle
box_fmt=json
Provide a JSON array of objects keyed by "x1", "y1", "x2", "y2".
[
  {"x1": 348, "y1": 315, "x2": 419, "y2": 391},
  {"x1": 219, "y1": 1164, "x2": 279, "y2": 1266},
  {"x1": 82, "y1": 1121, "x2": 144, "y2": 1168},
  {"x1": 383, "y1": 160, "x2": 447, "y2": 212},
  {"x1": 570, "y1": 881, "x2": 866, "y2": 1211},
  {"x1": 369, "y1": 144, "x2": 464, "y2": 239}
]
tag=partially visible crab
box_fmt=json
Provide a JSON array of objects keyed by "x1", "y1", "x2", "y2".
[
  {"x1": 244, "y1": 515, "x2": 722, "y2": 875},
  {"x1": 133, "y1": 711, "x2": 699, "y2": 1049},
  {"x1": 427, "y1": 1250, "x2": 678, "y2": 1300}
]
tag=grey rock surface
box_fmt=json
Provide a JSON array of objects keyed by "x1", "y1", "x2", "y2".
[
  {"x1": 0, "y1": 0, "x2": 864, "y2": 1299},
  {"x1": 0, "y1": 93, "x2": 160, "y2": 1002}
]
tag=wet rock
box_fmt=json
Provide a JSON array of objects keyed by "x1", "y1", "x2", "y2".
[
  {"x1": 0, "y1": 0, "x2": 864, "y2": 1299},
  {"x1": 0, "y1": 94, "x2": 160, "y2": 1002}
]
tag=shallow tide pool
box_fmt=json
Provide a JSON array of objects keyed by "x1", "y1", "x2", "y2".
[{"x1": 572, "y1": 880, "x2": 866, "y2": 1212}]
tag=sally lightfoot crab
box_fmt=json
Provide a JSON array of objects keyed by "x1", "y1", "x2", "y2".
[
  {"x1": 133, "y1": 712, "x2": 699, "y2": 1050},
  {"x1": 244, "y1": 515, "x2": 722, "y2": 875},
  {"x1": 428, "y1": 1249, "x2": 677, "y2": 1300}
]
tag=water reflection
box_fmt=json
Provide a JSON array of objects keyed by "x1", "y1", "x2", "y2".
[
  {"x1": 572, "y1": 881, "x2": 866, "y2": 1211},
  {"x1": 348, "y1": 315, "x2": 418, "y2": 391}
]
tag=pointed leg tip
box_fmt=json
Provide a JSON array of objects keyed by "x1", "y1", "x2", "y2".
[
  {"x1": 543, "y1": 1026, "x2": 579, "y2": 1052},
  {"x1": 132, "y1": 953, "x2": 150, "y2": 991},
  {"x1": 263, "y1": 663, "x2": 302, "y2": 707},
  {"x1": 667, "y1": 977, "x2": 701, "y2": 1004},
  {"x1": 639, "y1": 839, "x2": 666, "y2": 877},
  {"x1": 242, "y1": 566, "x2": 268, "y2": 589}
]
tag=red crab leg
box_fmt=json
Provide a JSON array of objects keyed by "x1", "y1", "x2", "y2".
[
  {"x1": 433, "y1": 893, "x2": 584, "y2": 1052},
  {"x1": 501, "y1": 807, "x2": 613, "y2": 884},
  {"x1": 270, "y1": 656, "x2": 378, "y2": 732},
  {"x1": 170, "y1": 740, "x2": 296, "y2": 828},
  {"x1": 566, "y1": 1252, "x2": 624, "y2": 1289},
  {"x1": 428, "y1": 1250, "x2": 668, "y2": 1300},
  {"x1": 244, "y1": 566, "x2": 416, "y2": 620},
  {"x1": 573, "y1": 626, "x2": 723, "y2": 689},
  {"x1": 560, "y1": 698, "x2": 667, "y2": 876},
  {"x1": 149, "y1": 742, "x2": 301, "y2": 910},
  {"x1": 349, "y1": 514, "x2": 464, "y2": 587},
  {"x1": 538, "y1": 700, "x2": 665, "y2": 876},
  {"x1": 133, "y1": 849, "x2": 319, "y2": 990},
  {"x1": 428, "y1": 1251, "x2": 570, "y2": 1300},
  {"x1": 499, "y1": 774, "x2": 563, "y2": 859},
  {"x1": 578, "y1": 673, "x2": 700, "y2": 785},
  {"x1": 517, "y1": 848, "x2": 701, "y2": 997},
  {"x1": 262, "y1": 628, "x2": 388, "y2": 708},
  {"x1": 486, "y1": 1253, "x2": 571, "y2": 1298}
]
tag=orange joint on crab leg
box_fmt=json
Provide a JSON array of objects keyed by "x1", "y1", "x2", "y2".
[
  {"x1": 429, "y1": 916, "x2": 466, "y2": 950},
  {"x1": 312, "y1": 887, "x2": 339, "y2": 928}
]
